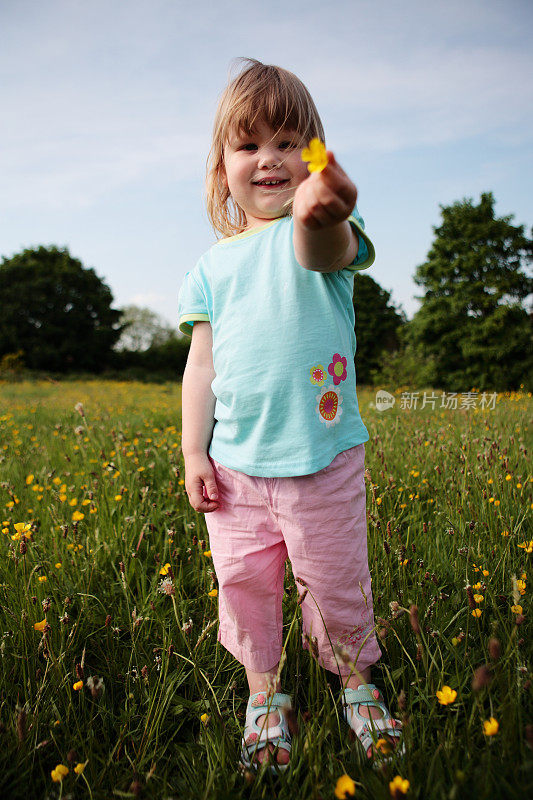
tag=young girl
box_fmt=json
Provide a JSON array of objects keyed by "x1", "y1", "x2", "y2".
[{"x1": 178, "y1": 58, "x2": 403, "y2": 772}]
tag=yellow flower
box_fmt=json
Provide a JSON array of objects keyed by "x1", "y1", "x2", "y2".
[
  {"x1": 483, "y1": 717, "x2": 499, "y2": 736},
  {"x1": 72, "y1": 511, "x2": 84, "y2": 522},
  {"x1": 14, "y1": 522, "x2": 32, "y2": 539},
  {"x1": 203, "y1": 550, "x2": 212, "y2": 557},
  {"x1": 74, "y1": 762, "x2": 87, "y2": 774},
  {"x1": 335, "y1": 773, "x2": 356, "y2": 798},
  {"x1": 471, "y1": 608, "x2": 482, "y2": 618},
  {"x1": 73, "y1": 680, "x2": 83, "y2": 691},
  {"x1": 51, "y1": 764, "x2": 69, "y2": 782},
  {"x1": 34, "y1": 618, "x2": 47, "y2": 631},
  {"x1": 516, "y1": 579, "x2": 526, "y2": 591},
  {"x1": 114, "y1": 494, "x2": 122, "y2": 502},
  {"x1": 451, "y1": 637, "x2": 461, "y2": 647},
  {"x1": 159, "y1": 563, "x2": 171, "y2": 576},
  {"x1": 482, "y1": 570, "x2": 489, "y2": 577},
  {"x1": 301, "y1": 138, "x2": 328, "y2": 173},
  {"x1": 505, "y1": 474, "x2": 512, "y2": 481},
  {"x1": 517, "y1": 540, "x2": 533, "y2": 553},
  {"x1": 200, "y1": 712, "x2": 209, "y2": 724},
  {"x1": 26, "y1": 474, "x2": 34, "y2": 485},
  {"x1": 473, "y1": 594, "x2": 484, "y2": 603},
  {"x1": 55, "y1": 562, "x2": 62, "y2": 569},
  {"x1": 208, "y1": 589, "x2": 218, "y2": 597},
  {"x1": 436, "y1": 686, "x2": 457, "y2": 705},
  {"x1": 38, "y1": 576, "x2": 47, "y2": 583},
  {"x1": 511, "y1": 605, "x2": 523, "y2": 614},
  {"x1": 389, "y1": 775, "x2": 410, "y2": 796},
  {"x1": 501, "y1": 530, "x2": 509, "y2": 537}
]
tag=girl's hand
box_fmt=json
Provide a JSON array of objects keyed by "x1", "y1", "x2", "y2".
[
  {"x1": 184, "y1": 452, "x2": 220, "y2": 513},
  {"x1": 292, "y1": 151, "x2": 357, "y2": 230}
]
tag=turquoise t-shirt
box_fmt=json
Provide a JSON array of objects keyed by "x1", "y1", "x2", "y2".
[{"x1": 178, "y1": 208, "x2": 375, "y2": 477}]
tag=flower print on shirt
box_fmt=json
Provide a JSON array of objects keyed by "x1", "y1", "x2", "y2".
[
  {"x1": 328, "y1": 353, "x2": 348, "y2": 385},
  {"x1": 309, "y1": 364, "x2": 327, "y2": 386},
  {"x1": 316, "y1": 384, "x2": 343, "y2": 427}
]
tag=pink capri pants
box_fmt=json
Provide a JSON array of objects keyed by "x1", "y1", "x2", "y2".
[{"x1": 204, "y1": 444, "x2": 382, "y2": 675}]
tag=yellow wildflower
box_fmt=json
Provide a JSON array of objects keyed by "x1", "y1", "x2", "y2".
[
  {"x1": 301, "y1": 138, "x2": 328, "y2": 173},
  {"x1": 208, "y1": 589, "x2": 218, "y2": 597},
  {"x1": 72, "y1": 511, "x2": 84, "y2": 522},
  {"x1": 73, "y1": 680, "x2": 83, "y2": 691},
  {"x1": 335, "y1": 773, "x2": 356, "y2": 798},
  {"x1": 436, "y1": 686, "x2": 457, "y2": 705},
  {"x1": 511, "y1": 605, "x2": 523, "y2": 614},
  {"x1": 51, "y1": 764, "x2": 69, "y2": 782},
  {"x1": 74, "y1": 762, "x2": 87, "y2": 774},
  {"x1": 34, "y1": 618, "x2": 47, "y2": 631},
  {"x1": 38, "y1": 576, "x2": 47, "y2": 583},
  {"x1": 451, "y1": 637, "x2": 461, "y2": 647},
  {"x1": 517, "y1": 540, "x2": 533, "y2": 553},
  {"x1": 483, "y1": 717, "x2": 499, "y2": 736},
  {"x1": 159, "y1": 563, "x2": 171, "y2": 576},
  {"x1": 473, "y1": 594, "x2": 484, "y2": 603},
  {"x1": 482, "y1": 570, "x2": 489, "y2": 577},
  {"x1": 203, "y1": 550, "x2": 212, "y2": 557},
  {"x1": 389, "y1": 775, "x2": 410, "y2": 796},
  {"x1": 26, "y1": 474, "x2": 34, "y2": 485},
  {"x1": 114, "y1": 494, "x2": 122, "y2": 502},
  {"x1": 200, "y1": 713, "x2": 209, "y2": 724},
  {"x1": 472, "y1": 608, "x2": 482, "y2": 618}
]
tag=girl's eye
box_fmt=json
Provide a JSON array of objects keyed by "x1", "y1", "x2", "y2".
[
  {"x1": 279, "y1": 141, "x2": 295, "y2": 149},
  {"x1": 241, "y1": 143, "x2": 257, "y2": 151}
]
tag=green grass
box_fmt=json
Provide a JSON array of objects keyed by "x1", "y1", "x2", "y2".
[{"x1": 0, "y1": 380, "x2": 531, "y2": 799}]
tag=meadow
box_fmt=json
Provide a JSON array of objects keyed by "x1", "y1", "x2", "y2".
[{"x1": 0, "y1": 379, "x2": 531, "y2": 800}]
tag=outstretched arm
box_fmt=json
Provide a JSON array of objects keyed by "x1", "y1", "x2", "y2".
[{"x1": 292, "y1": 150, "x2": 359, "y2": 272}]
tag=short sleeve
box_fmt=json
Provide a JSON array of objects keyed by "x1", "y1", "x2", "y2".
[
  {"x1": 177, "y1": 268, "x2": 210, "y2": 337},
  {"x1": 344, "y1": 206, "x2": 375, "y2": 272}
]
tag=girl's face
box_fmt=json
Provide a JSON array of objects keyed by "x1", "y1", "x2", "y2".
[{"x1": 222, "y1": 119, "x2": 310, "y2": 230}]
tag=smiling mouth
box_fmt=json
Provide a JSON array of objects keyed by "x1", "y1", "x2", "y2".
[{"x1": 253, "y1": 179, "x2": 289, "y2": 187}]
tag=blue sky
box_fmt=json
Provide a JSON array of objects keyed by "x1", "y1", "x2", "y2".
[{"x1": 1, "y1": 0, "x2": 532, "y2": 326}]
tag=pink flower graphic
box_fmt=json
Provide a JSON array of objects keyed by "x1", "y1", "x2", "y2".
[{"x1": 328, "y1": 353, "x2": 347, "y2": 385}]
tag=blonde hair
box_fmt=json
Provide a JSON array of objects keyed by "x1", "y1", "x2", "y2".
[{"x1": 206, "y1": 58, "x2": 325, "y2": 238}]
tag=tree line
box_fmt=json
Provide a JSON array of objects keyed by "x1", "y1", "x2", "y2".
[{"x1": 0, "y1": 192, "x2": 531, "y2": 390}]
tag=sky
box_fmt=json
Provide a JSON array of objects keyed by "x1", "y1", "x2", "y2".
[{"x1": 1, "y1": 0, "x2": 532, "y2": 327}]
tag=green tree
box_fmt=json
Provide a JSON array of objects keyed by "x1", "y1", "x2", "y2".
[
  {"x1": 353, "y1": 274, "x2": 405, "y2": 384},
  {"x1": 0, "y1": 245, "x2": 124, "y2": 373},
  {"x1": 409, "y1": 192, "x2": 533, "y2": 390},
  {"x1": 114, "y1": 305, "x2": 175, "y2": 352}
]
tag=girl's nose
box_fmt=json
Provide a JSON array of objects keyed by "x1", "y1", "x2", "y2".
[{"x1": 257, "y1": 146, "x2": 281, "y2": 169}]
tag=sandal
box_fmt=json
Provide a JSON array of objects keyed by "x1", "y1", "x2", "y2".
[
  {"x1": 240, "y1": 690, "x2": 292, "y2": 774},
  {"x1": 341, "y1": 684, "x2": 404, "y2": 765}
]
